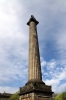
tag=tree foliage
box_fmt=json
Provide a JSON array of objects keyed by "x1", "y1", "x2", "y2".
[
  {"x1": 8, "y1": 91, "x2": 19, "y2": 100},
  {"x1": 55, "y1": 91, "x2": 66, "y2": 100}
]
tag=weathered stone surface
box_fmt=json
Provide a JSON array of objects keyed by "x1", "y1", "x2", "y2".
[
  {"x1": 19, "y1": 15, "x2": 54, "y2": 100},
  {"x1": 28, "y1": 15, "x2": 42, "y2": 81},
  {"x1": 19, "y1": 92, "x2": 53, "y2": 100},
  {"x1": 20, "y1": 81, "x2": 53, "y2": 95}
]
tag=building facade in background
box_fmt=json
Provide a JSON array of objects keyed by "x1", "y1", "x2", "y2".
[{"x1": 0, "y1": 92, "x2": 12, "y2": 100}]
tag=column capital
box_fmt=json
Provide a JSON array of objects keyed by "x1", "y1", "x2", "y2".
[{"x1": 27, "y1": 15, "x2": 39, "y2": 26}]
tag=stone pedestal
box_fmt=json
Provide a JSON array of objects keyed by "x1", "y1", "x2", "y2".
[
  {"x1": 19, "y1": 80, "x2": 53, "y2": 100},
  {"x1": 19, "y1": 92, "x2": 53, "y2": 100}
]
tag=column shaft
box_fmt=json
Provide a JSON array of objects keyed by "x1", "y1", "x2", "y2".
[{"x1": 28, "y1": 21, "x2": 42, "y2": 81}]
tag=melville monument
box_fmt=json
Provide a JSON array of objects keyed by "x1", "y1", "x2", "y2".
[{"x1": 19, "y1": 15, "x2": 53, "y2": 100}]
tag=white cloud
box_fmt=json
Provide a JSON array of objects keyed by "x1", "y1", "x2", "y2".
[
  {"x1": 0, "y1": 0, "x2": 28, "y2": 90},
  {"x1": 42, "y1": 59, "x2": 66, "y2": 93},
  {"x1": 0, "y1": 86, "x2": 18, "y2": 93},
  {"x1": 41, "y1": 58, "x2": 56, "y2": 69},
  {"x1": 47, "y1": 59, "x2": 56, "y2": 69},
  {"x1": 45, "y1": 79, "x2": 59, "y2": 89},
  {"x1": 45, "y1": 79, "x2": 66, "y2": 93},
  {"x1": 41, "y1": 60, "x2": 47, "y2": 67},
  {"x1": 58, "y1": 83, "x2": 66, "y2": 93}
]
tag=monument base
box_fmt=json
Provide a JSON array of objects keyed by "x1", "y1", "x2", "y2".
[
  {"x1": 19, "y1": 80, "x2": 53, "y2": 100},
  {"x1": 19, "y1": 92, "x2": 53, "y2": 100}
]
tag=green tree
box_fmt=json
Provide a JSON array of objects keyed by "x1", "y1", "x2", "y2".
[
  {"x1": 55, "y1": 91, "x2": 66, "y2": 100},
  {"x1": 8, "y1": 91, "x2": 19, "y2": 100}
]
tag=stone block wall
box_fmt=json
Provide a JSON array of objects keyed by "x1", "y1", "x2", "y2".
[{"x1": 19, "y1": 92, "x2": 53, "y2": 100}]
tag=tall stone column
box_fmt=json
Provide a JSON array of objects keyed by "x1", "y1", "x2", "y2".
[
  {"x1": 27, "y1": 15, "x2": 42, "y2": 81},
  {"x1": 19, "y1": 15, "x2": 53, "y2": 100}
]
